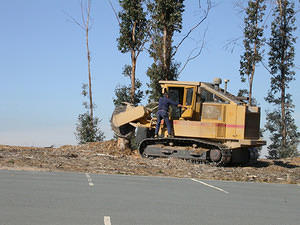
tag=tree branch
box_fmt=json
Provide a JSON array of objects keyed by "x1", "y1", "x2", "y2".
[
  {"x1": 223, "y1": 36, "x2": 243, "y2": 53},
  {"x1": 107, "y1": 0, "x2": 121, "y2": 26},
  {"x1": 261, "y1": 60, "x2": 271, "y2": 73},
  {"x1": 63, "y1": 10, "x2": 85, "y2": 30},
  {"x1": 136, "y1": 23, "x2": 152, "y2": 58},
  {"x1": 233, "y1": 0, "x2": 247, "y2": 14},
  {"x1": 172, "y1": 0, "x2": 211, "y2": 58},
  {"x1": 81, "y1": 0, "x2": 86, "y2": 27},
  {"x1": 263, "y1": 0, "x2": 274, "y2": 27},
  {"x1": 178, "y1": 29, "x2": 207, "y2": 75}
]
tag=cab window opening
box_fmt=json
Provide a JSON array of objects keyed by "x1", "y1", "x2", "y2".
[
  {"x1": 186, "y1": 88, "x2": 193, "y2": 106},
  {"x1": 168, "y1": 87, "x2": 184, "y2": 120},
  {"x1": 200, "y1": 88, "x2": 227, "y2": 103}
]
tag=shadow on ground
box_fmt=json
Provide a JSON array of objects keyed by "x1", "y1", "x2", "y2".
[
  {"x1": 240, "y1": 160, "x2": 300, "y2": 169},
  {"x1": 273, "y1": 160, "x2": 299, "y2": 169}
]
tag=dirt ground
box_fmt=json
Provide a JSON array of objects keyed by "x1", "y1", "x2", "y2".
[{"x1": 0, "y1": 140, "x2": 299, "y2": 184}]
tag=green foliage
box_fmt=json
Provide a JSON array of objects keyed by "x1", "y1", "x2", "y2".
[
  {"x1": 75, "y1": 112, "x2": 105, "y2": 144},
  {"x1": 267, "y1": 1, "x2": 296, "y2": 98},
  {"x1": 113, "y1": 81, "x2": 143, "y2": 106},
  {"x1": 240, "y1": 0, "x2": 266, "y2": 105},
  {"x1": 237, "y1": 88, "x2": 249, "y2": 97},
  {"x1": 75, "y1": 83, "x2": 105, "y2": 144},
  {"x1": 146, "y1": 61, "x2": 179, "y2": 102},
  {"x1": 81, "y1": 83, "x2": 89, "y2": 110},
  {"x1": 117, "y1": 0, "x2": 147, "y2": 53},
  {"x1": 240, "y1": 0, "x2": 266, "y2": 79},
  {"x1": 237, "y1": 88, "x2": 258, "y2": 106},
  {"x1": 265, "y1": 102, "x2": 299, "y2": 158},
  {"x1": 147, "y1": 0, "x2": 184, "y2": 32},
  {"x1": 116, "y1": 0, "x2": 147, "y2": 104},
  {"x1": 113, "y1": 65, "x2": 144, "y2": 106},
  {"x1": 146, "y1": 0, "x2": 184, "y2": 102},
  {"x1": 265, "y1": 0, "x2": 299, "y2": 158}
]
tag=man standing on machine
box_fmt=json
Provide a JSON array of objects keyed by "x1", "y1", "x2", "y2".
[{"x1": 154, "y1": 91, "x2": 182, "y2": 138}]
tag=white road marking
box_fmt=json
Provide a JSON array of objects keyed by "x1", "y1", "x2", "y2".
[
  {"x1": 85, "y1": 173, "x2": 94, "y2": 186},
  {"x1": 191, "y1": 178, "x2": 229, "y2": 194},
  {"x1": 104, "y1": 216, "x2": 111, "y2": 225}
]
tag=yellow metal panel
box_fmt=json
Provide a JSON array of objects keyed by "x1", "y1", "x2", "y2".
[
  {"x1": 180, "y1": 86, "x2": 196, "y2": 119},
  {"x1": 159, "y1": 80, "x2": 201, "y2": 86},
  {"x1": 182, "y1": 86, "x2": 196, "y2": 105},
  {"x1": 225, "y1": 104, "x2": 237, "y2": 139},
  {"x1": 181, "y1": 107, "x2": 193, "y2": 119},
  {"x1": 236, "y1": 106, "x2": 246, "y2": 139},
  {"x1": 224, "y1": 104, "x2": 246, "y2": 140},
  {"x1": 173, "y1": 120, "x2": 227, "y2": 139},
  {"x1": 201, "y1": 104, "x2": 223, "y2": 120},
  {"x1": 200, "y1": 103, "x2": 226, "y2": 138},
  {"x1": 173, "y1": 120, "x2": 218, "y2": 138},
  {"x1": 194, "y1": 102, "x2": 201, "y2": 120},
  {"x1": 112, "y1": 106, "x2": 147, "y2": 127}
]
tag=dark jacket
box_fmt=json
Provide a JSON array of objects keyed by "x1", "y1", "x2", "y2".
[{"x1": 158, "y1": 96, "x2": 178, "y2": 112}]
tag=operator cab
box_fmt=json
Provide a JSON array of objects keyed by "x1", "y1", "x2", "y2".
[
  {"x1": 159, "y1": 80, "x2": 236, "y2": 121},
  {"x1": 162, "y1": 83, "x2": 197, "y2": 120}
]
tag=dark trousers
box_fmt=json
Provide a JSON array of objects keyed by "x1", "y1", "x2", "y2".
[{"x1": 155, "y1": 110, "x2": 172, "y2": 135}]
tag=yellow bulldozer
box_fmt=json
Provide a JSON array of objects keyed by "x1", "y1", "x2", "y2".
[{"x1": 111, "y1": 79, "x2": 266, "y2": 165}]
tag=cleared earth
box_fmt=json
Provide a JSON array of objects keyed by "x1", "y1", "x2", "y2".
[{"x1": 0, "y1": 141, "x2": 299, "y2": 184}]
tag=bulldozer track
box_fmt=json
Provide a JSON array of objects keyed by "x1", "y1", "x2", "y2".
[{"x1": 139, "y1": 137, "x2": 232, "y2": 166}]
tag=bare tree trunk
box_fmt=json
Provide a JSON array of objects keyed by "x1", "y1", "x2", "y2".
[
  {"x1": 85, "y1": 0, "x2": 93, "y2": 121},
  {"x1": 130, "y1": 22, "x2": 137, "y2": 104},
  {"x1": 131, "y1": 50, "x2": 136, "y2": 104},
  {"x1": 248, "y1": 0, "x2": 260, "y2": 106},
  {"x1": 249, "y1": 40, "x2": 257, "y2": 106},
  {"x1": 249, "y1": 74, "x2": 253, "y2": 106},
  {"x1": 279, "y1": 0, "x2": 286, "y2": 148},
  {"x1": 162, "y1": 25, "x2": 173, "y2": 81},
  {"x1": 117, "y1": 137, "x2": 129, "y2": 150},
  {"x1": 277, "y1": 0, "x2": 283, "y2": 15},
  {"x1": 163, "y1": 26, "x2": 168, "y2": 80},
  {"x1": 166, "y1": 32, "x2": 172, "y2": 79},
  {"x1": 86, "y1": 28, "x2": 93, "y2": 120},
  {"x1": 280, "y1": 26, "x2": 287, "y2": 148},
  {"x1": 66, "y1": 0, "x2": 94, "y2": 123},
  {"x1": 281, "y1": 78, "x2": 286, "y2": 147}
]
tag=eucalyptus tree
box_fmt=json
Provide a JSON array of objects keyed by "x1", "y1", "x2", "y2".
[
  {"x1": 240, "y1": 0, "x2": 266, "y2": 106},
  {"x1": 265, "y1": 0, "x2": 299, "y2": 158},
  {"x1": 67, "y1": 0, "x2": 94, "y2": 120},
  {"x1": 68, "y1": 0, "x2": 105, "y2": 143},
  {"x1": 146, "y1": 0, "x2": 184, "y2": 101},
  {"x1": 117, "y1": 0, "x2": 148, "y2": 104},
  {"x1": 113, "y1": 65, "x2": 144, "y2": 106},
  {"x1": 148, "y1": 0, "x2": 184, "y2": 80},
  {"x1": 146, "y1": 0, "x2": 211, "y2": 102}
]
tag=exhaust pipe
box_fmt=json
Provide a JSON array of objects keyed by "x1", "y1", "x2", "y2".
[{"x1": 224, "y1": 79, "x2": 230, "y2": 94}]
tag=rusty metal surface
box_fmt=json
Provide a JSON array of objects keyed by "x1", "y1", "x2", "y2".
[{"x1": 201, "y1": 104, "x2": 222, "y2": 120}]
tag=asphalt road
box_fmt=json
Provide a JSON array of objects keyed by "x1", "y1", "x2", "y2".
[{"x1": 0, "y1": 170, "x2": 299, "y2": 225}]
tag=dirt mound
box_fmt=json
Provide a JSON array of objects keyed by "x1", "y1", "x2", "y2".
[{"x1": 0, "y1": 141, "x2": 299, "y2": 184}]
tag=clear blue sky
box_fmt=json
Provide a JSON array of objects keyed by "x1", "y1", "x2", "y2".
[{"x1": 1, "y1": 0, "x2": 299, "y2": 152}]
